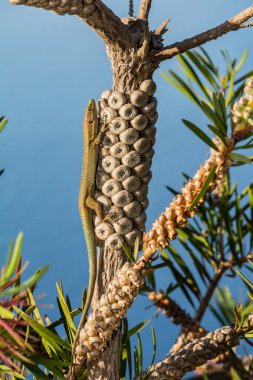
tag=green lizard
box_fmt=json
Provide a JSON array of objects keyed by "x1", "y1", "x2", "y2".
[{"x1": 73, "y1": 99, "x2": 104, "y2": 354}]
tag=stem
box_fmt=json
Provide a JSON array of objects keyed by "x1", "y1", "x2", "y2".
[
  {"x1": 155, "y1": 5, "x2": 253, "y2": 61},
  {"x1": 194, "y1": 267, "x2": 225, "y2": 323},
  {"x1": 194, "y1": 253, "x2": 253, "y2": 324},
  {"x1": 139, "y1": 0, "x2": 152, "y2": 21},
  {"x1": 194, "y1": 215, "x2": 225, "y2": 324}
]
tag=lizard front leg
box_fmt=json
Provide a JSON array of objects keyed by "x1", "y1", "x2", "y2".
[
  {"x1": 92, "y1": 116, "x2": 109, "y2": 147},
  {"x1": 86, "y1": 196, "x2": 103, "y2": 222}
]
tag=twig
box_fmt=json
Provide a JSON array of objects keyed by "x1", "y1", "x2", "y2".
[
  {"x1": 154, "y1": 5, "x2": 253, "y2": 61},
  {"x1": 194, "y1": 253, "x2": 253, "y2": 324},
  {"x1": 170, "y1": 253, "x2": 253, "y2": 354},
  {"x1": 193, "y1": 214, "x2": 226, "y2": 322},
  {"x1": 139, "y1": 0, "x2": 152, "y2": 21},
  {"x1": 194, "y1": 268, "x2": 225, "y2": 323},
  {"x1": 155, "y1": 18, "x2": 170, "y2": 36},
  {"x1": 241, "y1": 21, "x2": 253, "y2": 28}
]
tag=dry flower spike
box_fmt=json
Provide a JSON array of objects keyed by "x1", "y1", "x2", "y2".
[
  {"x1": 74, "y1": 262, "x2": 145, "y2": 364},
  {"x1": 140, "y1": 137, "x2": 234, "y2": 265},
  {"x1": 141, "y1": 326, "x2": 241, "y2": 380},
  {"x1": 232, "y1": 77, "x2": 253, "y2": 141},
  {"x1": 148, "y1": 291, "x2": 206, "y2": 346}
]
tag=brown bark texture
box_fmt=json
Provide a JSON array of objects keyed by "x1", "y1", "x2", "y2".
[{"x1": 88, "y1": 248, "x2": 127, "y2": 380}]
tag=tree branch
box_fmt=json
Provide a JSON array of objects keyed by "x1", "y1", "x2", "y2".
[
  {"x1": 194, "y1": 267, "x2": 225, "y2": 324},
  {"x1": 139, "y1": 0, "x2": 152, "y2": 22},
  {"x1": 10, "y1": 0, "x2": 132, "y2": 49},
  {"x1": 154, "y1": 5, "x2": 253, "y2": 61},
  {"x1": 194, "y1": 253, "x2": 253, "y2": 324},
  {"x1": 81, "y1": 0, "x2": 132, "y2": 48}
]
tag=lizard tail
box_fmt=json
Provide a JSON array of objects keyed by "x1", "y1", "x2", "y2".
[
  {"x1": 76, "y1": 262, "x2": 96, "y2": 343},
  {"x1": 71, "y1": 233, "x2": 97, "y2": 367}
]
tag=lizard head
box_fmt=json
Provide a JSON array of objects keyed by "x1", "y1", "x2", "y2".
[{"x1": 85, "y1": 99, "x2": 97, "y2": 123}]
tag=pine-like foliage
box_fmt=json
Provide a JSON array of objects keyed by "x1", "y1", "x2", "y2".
[
  {"x1": 136, "y1": 49, "x2": 253, "y2": 380},
  {"x1": 1, "y1": 48, "x2": 253, "y2": 380}
]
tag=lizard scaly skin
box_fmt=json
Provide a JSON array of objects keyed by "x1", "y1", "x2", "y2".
[{"x1": 73, "y1": 99, "x2": 103, "y2": 357}]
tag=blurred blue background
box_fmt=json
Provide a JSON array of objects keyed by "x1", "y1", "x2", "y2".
[{"x1": 1, "y1": 0, "x2": 253, "y2": 377}]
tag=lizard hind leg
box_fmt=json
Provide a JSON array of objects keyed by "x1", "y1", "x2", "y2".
[
  {"x1": 102, "y1": 210, "x2": 121, "y2": 225},
  {"x1": 86, "y1": 195, "x2": 120, "y2": 225}
]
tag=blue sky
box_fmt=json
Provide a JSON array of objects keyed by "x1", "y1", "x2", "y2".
[{"x1": 1, "y1": 0, "x2": 253, "y2": 376}]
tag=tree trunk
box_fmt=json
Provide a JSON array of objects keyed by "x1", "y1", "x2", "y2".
[
  {"x1": 88, "y1": 19, "x2": 159, "y2": 379},
  {"x1": 88, "y1": 247, "x2": 127, "y2": 380}
]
